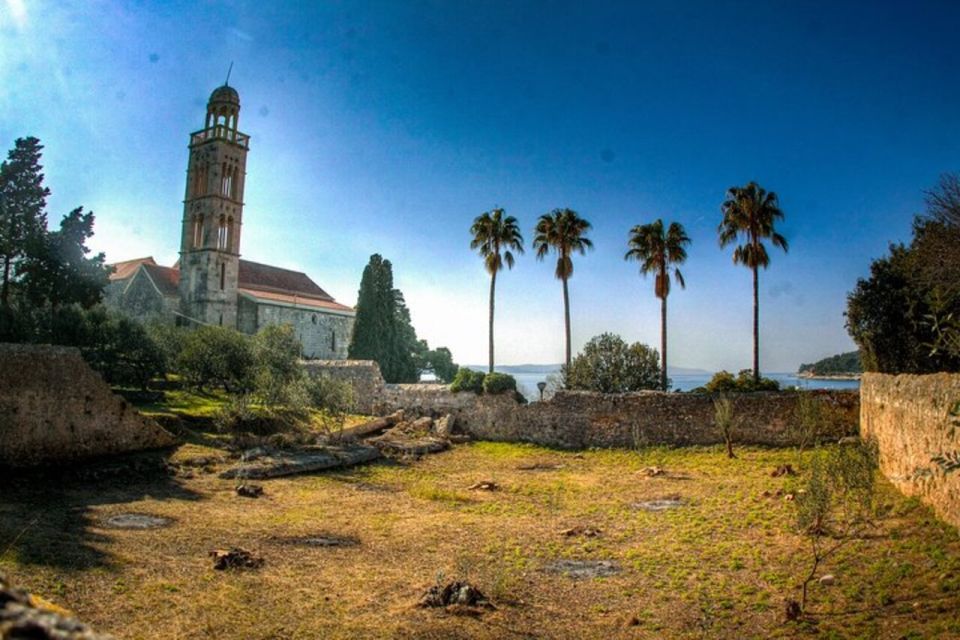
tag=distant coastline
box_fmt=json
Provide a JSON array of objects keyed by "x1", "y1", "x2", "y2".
[{"x1": 796, "y1": 371, "x2": 861, "y2": 381}]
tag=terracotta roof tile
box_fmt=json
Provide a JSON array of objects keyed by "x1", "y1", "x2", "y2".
[
  {"x1": 109, "y1": 257, "x2": 156, "y2": 281},
  {"x1": 238, "y1": 288, "x2": 354, "y2": 313},
  {"x1": 238, "y1": 259, "x2": 333, "y2": 301},
  {"x1": 142, "y1": 264, "x2": 180, "y2": 297}
]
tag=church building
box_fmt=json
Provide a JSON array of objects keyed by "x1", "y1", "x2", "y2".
[{"x1": 106, "y1": 84, "x2": 355, "y2": 359}]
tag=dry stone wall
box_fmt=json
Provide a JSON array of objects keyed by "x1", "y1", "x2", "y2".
[
  {"x1": 376, "y1": 386, "x2": 859, "y2": 449},
  {"x1": 301, "y1": 359, "x2": 386, "y2": 414},
  {"x1": 0, "y1": 343, "x2": 175, "y2": 468},
  {"x1": 860, "y1": 372, "x2": 960, "y2": 530}
]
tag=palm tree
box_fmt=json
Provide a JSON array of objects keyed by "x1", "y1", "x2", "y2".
[
  {"x1": 470, "y1": 208, "x2": 524, "y2": 374},
  {"x1": 625, "y1": 219, "x2": 690, "y2": 391},
  {"x1": 533, "y1": 208, "x2": 593, "y2": 368},
  {"x1": 718, "y1": 181, "x2": 788, "y2": 383}
]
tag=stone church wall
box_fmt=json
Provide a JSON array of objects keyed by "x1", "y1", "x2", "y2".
[
  {"x1": 860, "y1": 372, "x2": 960, "y2": 530},
  {"x1": 257, "y1": 303, "x2": 353, "y2": 360},
  {"x1": 105, "y1": 270, "x2": 176, "y2": 323},
  {"x1": 0, "y1": 343, "x2": 176, "y2": 468}
]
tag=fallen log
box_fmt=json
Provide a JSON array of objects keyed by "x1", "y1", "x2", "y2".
[
  {"x1": 219, "y1": 444, "x2": 382, "y2": 479},
  {"x1": 331, "y1": 411, "x2": 404, "y2": 442}
]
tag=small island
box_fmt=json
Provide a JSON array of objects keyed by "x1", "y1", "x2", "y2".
[{"x1": 798, "y1": 350, "x2": 862, "y2": 380}]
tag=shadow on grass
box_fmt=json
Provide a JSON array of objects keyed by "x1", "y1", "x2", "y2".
[{"x1": 0, "y1": 452, "x2": 203, "y2": 571}]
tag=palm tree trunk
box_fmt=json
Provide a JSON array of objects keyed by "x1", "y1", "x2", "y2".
[
  {"x1": 661, "y1": 294, "x2": 668, "y2": 391},
  {"x1": 753, "y1": 264, "x2": 760, "y2": 383},
  {"x1": 563, "y1": 275, "x2": 571, "y2": 369},
  {"x1": 488, "y1": 270, "x2": 497, "y2": 374}
]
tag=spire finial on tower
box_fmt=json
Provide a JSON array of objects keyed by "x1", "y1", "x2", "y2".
[{"x1": 225, "y1": 61, "x2": 234, "y2": 87}]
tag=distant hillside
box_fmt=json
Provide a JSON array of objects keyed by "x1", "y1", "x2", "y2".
[{"x1": 798, "y1": 351, "x2": 862, "y2": 376}]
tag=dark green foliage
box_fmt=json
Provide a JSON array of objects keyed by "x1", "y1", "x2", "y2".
[
  {"x1": 416, "y1": 343, "x2": 458, "y2": 383},
  {"x1": 449, "y1": 367, "x2": 485, "y2": 394},
  {"x1": 146, "y1": 321, "x2": 189, "y2": 374},
  {"x1": 0, "y1": 137, "x2": 49, "y2": 308},
  {"x1": 563, "y1": 333, "x2": 662, "y2": 393},
  {"x1": 178, "y1": 325, "x2": 254, "y2": 392},
  {"x1": 482, "y1": 372, "x2": 517, "y2": 395},
  {"x1": 798, "y1": 351, "x2": 861, "y2": 375},
  {"x1": 0, "y1": 137, "x2": 111, "y2": 342},
  {"x1": 56, "y1": 306, "x2": 164, "y2": 390},
  {"x1": 703, "y1": 369, "x2": 780, "y2": 393},
  {"x1": 19, "y1": 206, "x2": 111, "y2": 310},
  {"x1": 846, "y1": 174, "x2": 960, "y2": 373},
  {"x1": 251, "y1": 324, "x2": 304, "y2": 407},
  {"x1": 348, "y1": 254, "x2": 420, "y2": 383}
]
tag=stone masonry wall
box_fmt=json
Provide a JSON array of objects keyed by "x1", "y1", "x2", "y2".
[
  {"x1": 376, "y1": 386, "x2": 859, "y2": 449},
  {"x1": 860, "y1": 372, "x2": 960, "y2": 530},
  {"x1": 0, "y1": 343, "x2": 176, "y2": 468},
  {"x1": 301, "y1": 359, "x2": 386, "y2": 415}
]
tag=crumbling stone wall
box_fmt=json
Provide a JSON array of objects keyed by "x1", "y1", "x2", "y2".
[
  {"x1": 860, "y1": 372, "x2": 960, "y2": 530},
  {"x1": 0, "y1": 343, "x2": 175, "y2": 468},
  {"x1": 376, "y1": 386, "x2": 859, "y2": 449},
  {"x1": 301, "y1": 359, "x2": 386, "y2": 414}
]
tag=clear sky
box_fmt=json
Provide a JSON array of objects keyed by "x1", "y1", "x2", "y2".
[{"x1": 2, "y1": 0, "x2": 958, "y2": 371}]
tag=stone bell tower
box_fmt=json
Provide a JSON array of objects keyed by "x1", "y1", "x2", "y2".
[{"x1": 178, "y1": 84, "x2": 249, "y2": 327}]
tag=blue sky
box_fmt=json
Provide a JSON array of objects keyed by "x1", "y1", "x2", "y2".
[{"x1": 2, "y1": 0, "x2": 958, "y2": 371}]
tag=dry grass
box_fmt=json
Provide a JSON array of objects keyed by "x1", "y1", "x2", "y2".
[{"x1": 2, "y1": 440, "x2": 959, "y2": 639}]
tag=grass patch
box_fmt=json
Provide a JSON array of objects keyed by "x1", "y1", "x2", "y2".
[{"x1": 1, "y1": 442, "x2": 959, "y2": 638}]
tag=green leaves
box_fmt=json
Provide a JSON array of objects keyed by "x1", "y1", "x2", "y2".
[{"x1": 563, "y1": 333, "x2": 662, "y2": 393}]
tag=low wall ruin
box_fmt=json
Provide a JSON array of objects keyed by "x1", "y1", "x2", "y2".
[
  {"x1": 376, "y1": 385, "x2": 859, "y2": 449},
  {"x1": 860, "y1": 372, "x2": 960, "y2": 530},
  {"x1": 0, "y1": 343, "x2": 176, "y2": 468},
  {"x1": 301, "y1": 359, "x2": 386, "y2": 414}
]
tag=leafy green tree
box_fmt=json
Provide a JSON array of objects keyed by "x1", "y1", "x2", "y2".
[
  {"x1": 252, "y1": 324, "x2": 303, "y2": 407},
  {"x1": 563, "y1": 333, "x2": 661, "y2": 393},
  {"x1": 20, "y1": 206, "x2": 111, "y2": 310},
  {"x1": 470, "y1": 207, "x2": 524, "y2": 373},
  {"x1": 845, "y1": 237, "x2": 960, "y2": 373},
  {"x1": 625, "y1": 219, "x2": 690, "y2": 391},
  {"x1": 178, "y1": 325, "x2": 254, "y2": 392},
  {"x1": 415, "y1": 342, "x2": 458, "y2": 383},
  {"x1": 348, "y1": 254, "x2": 419, "y2": 382},
  {"x1": 533, "y1": 208, "x2": 593, "y2": 368},
  {"x1": 0, "y1": 137, "x2": 49, "y2": 309},
  {"x1": 719, "y1": 182, "x2": 788, "y2": 384},
  {"x1": 38, "y1": 305, "x2": 164, "y2": 390}
]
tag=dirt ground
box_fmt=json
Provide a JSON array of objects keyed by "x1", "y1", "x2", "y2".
[{"x1": 2, "y1": 441, "x2": 959, "y2": 639}]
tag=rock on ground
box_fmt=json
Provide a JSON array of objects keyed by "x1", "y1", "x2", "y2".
[{"x1": 0, "y1": 574, "x2": 113, "y2": 639}]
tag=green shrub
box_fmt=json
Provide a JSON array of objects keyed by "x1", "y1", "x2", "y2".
[
  {"x1": 449, "y1": 367, "x2": 485, "y2": 394},
  {"x1": 251, "y1": 324, "x2": 303, "y2": 407},
  {"x1": 483, "y1": 372, "x2": 517, "y2": 395},
  {"x1": 563, "y1": 333, "x2": 661, "y2": 392},
  {"x1": 304, "y1": 374, "x2": 355, "y2": 415},
  {"x1": 704, "y1": 369, "x2": 780, "y2": 393},
  {"x1": 178, "y1": 325, "x2": 254, "y2": 392},
  {"x1": 147, "y1": 321, "x2": 189, "y2": 375}
]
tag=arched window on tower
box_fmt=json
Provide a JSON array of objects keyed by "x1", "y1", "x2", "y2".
[
  {"x1": 192, "y1": 215, "x2": 203, "y2": 248},
  {"x1": 220, "y1": 263, "x2": 226, "y2": 290},
  {"x1": 226, "y1": 216, "x2": 235, "y2": 252},
  {"x1": 221, "y1": 163, "x2": 234, "y2": 198},
  {"x1": 217, "y1": 216, "x2": 228, "y2": 250}
]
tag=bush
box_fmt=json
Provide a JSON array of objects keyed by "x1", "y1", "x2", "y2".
[
  {"x1": 704, "y1": 369, "x2": 780, "y2": 393},
  {"x1": 449, "y1": 367, "x2": 485, "y2": 394},
  {"x1": 483, "y1": 372, "x2": 517, "y2": 395},
  {"x1": 178, "y1": 325, "x2": 254, "y2": 392},
  {"x1": 564, "y1": 333, "x2": 661, "y2": 393},
  {"x1": 251, "y1": 324, "x2": 303, "y2": 407},
  {"x1": 304, "y1": 374, "x2": 355, "y2": 415},
  {"x1": 147, "y1": 321, "x2": 188, "y2": 374}
]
